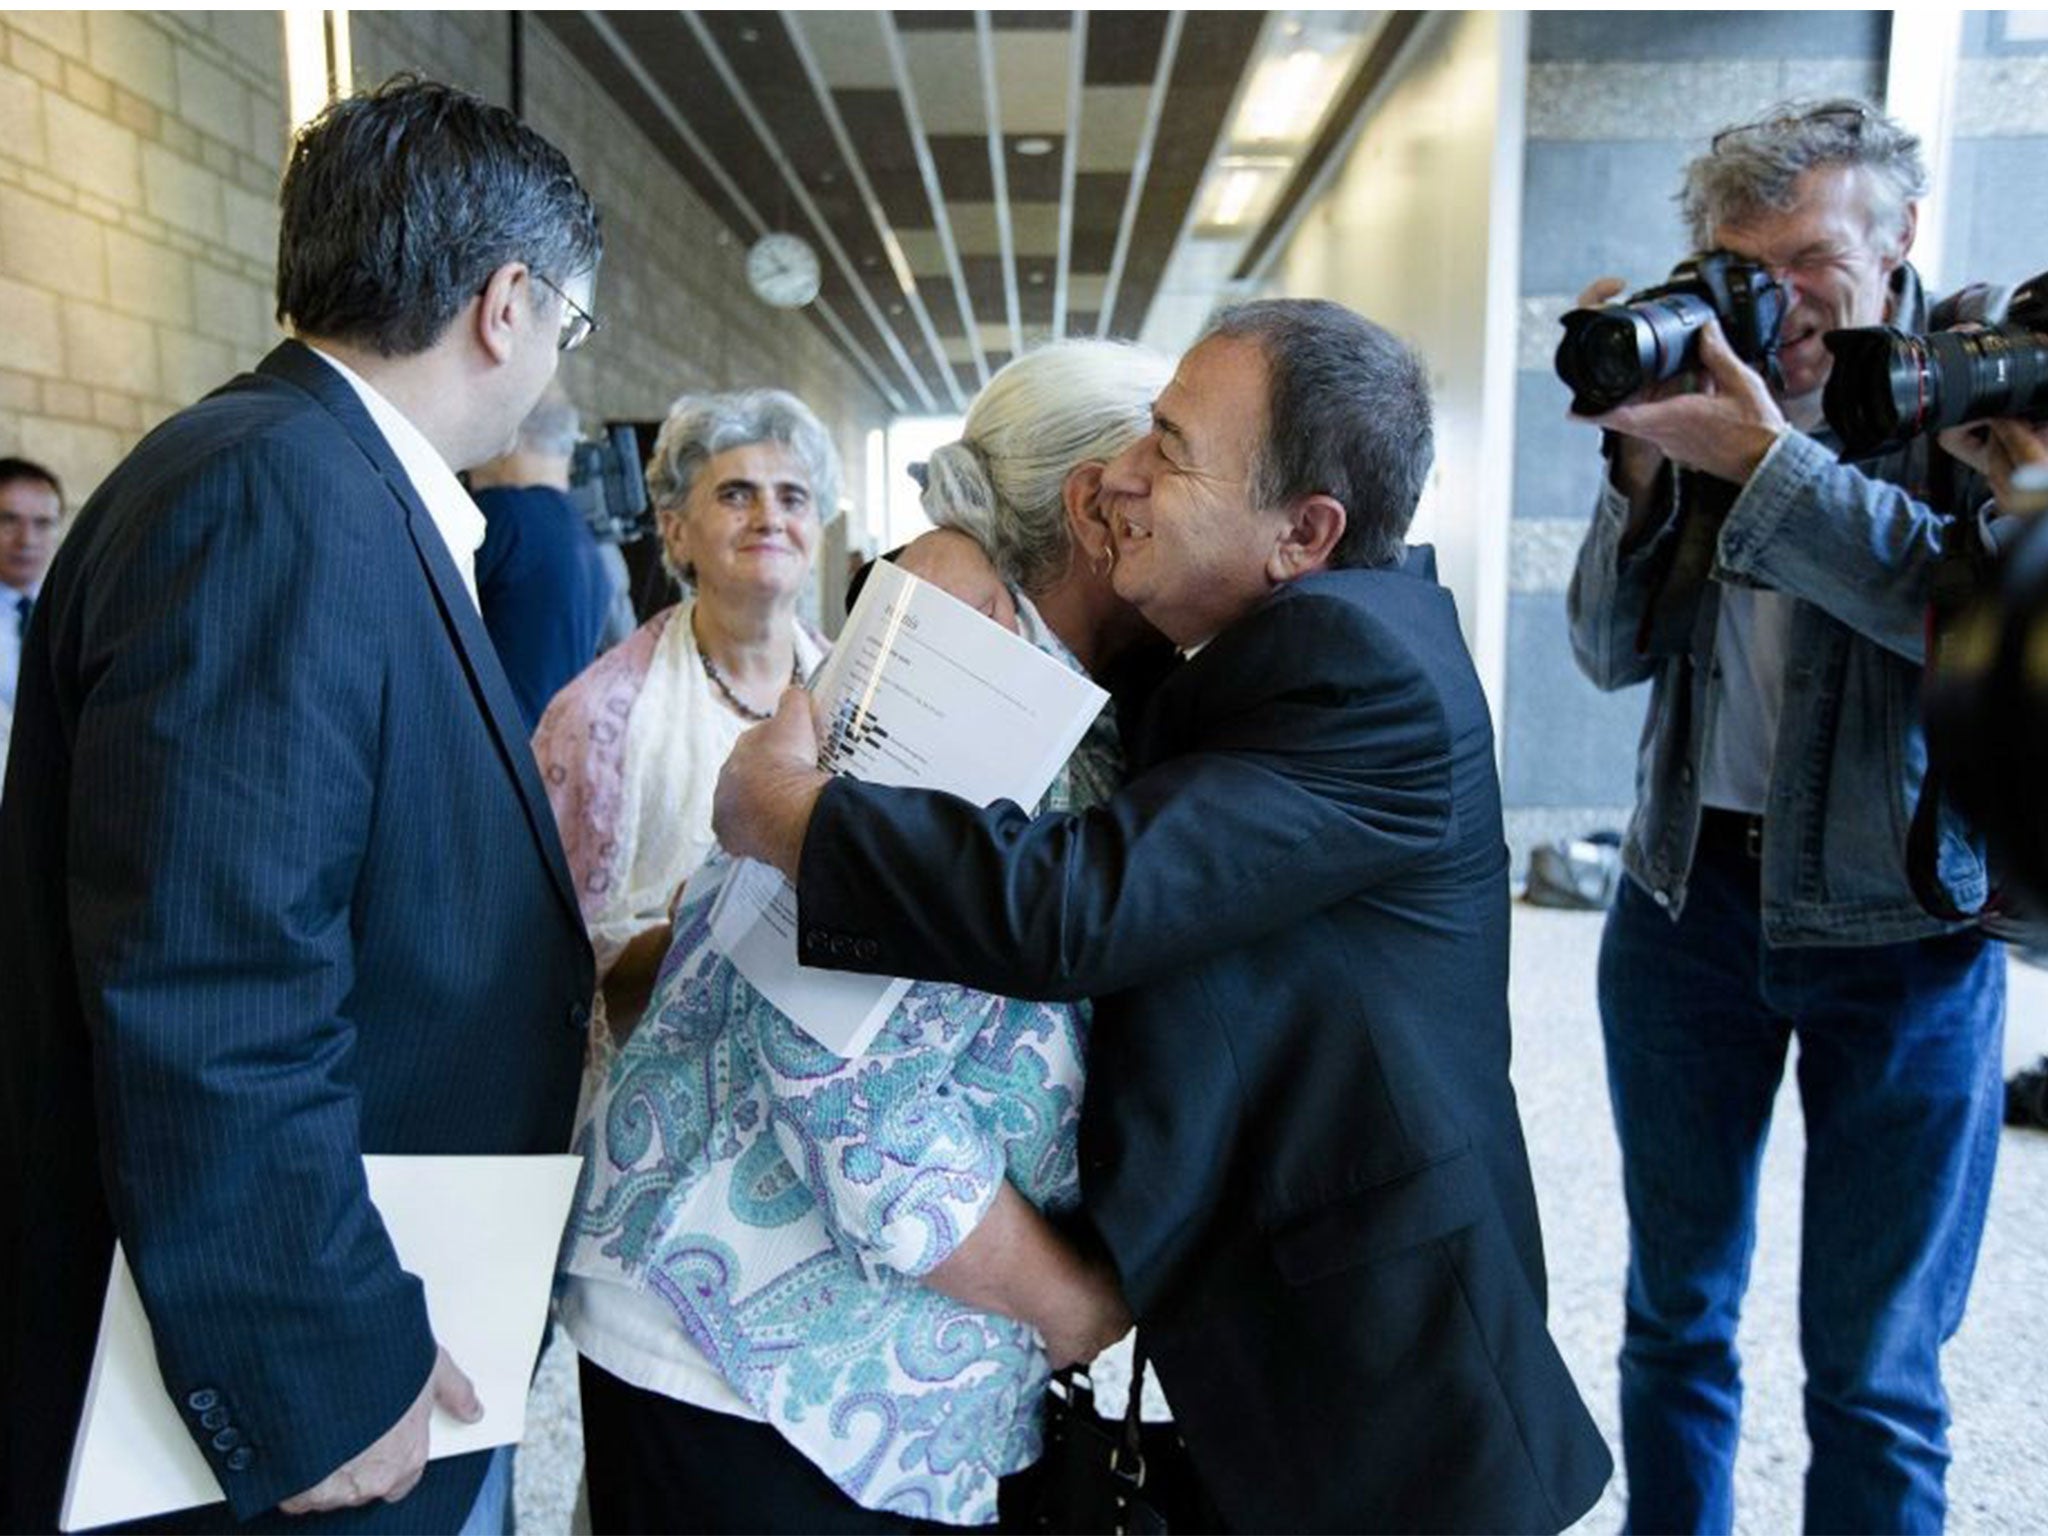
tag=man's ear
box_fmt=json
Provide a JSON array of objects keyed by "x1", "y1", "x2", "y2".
[
  {"x1": 474, "y1": 260, "x2": 533, "y2": 366},
  {"x1": 1266, "y1": 494, "x2": 1346, "y2": 583},
  {"x1": 1063, "y1": 461, "x2": 1115, "y2": 572}
]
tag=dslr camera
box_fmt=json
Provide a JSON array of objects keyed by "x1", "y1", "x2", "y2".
[
  {"x1": 1555, "y1": 251, "x2": 1788, "y2": 415},
  {"x1": 1821, "y1": 270, "x2": 2048, "y2": 458}
]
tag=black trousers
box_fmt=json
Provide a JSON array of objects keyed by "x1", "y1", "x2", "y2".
[{"x1": 578, "y1": 1356, "x2": 975, "y2": 1535}]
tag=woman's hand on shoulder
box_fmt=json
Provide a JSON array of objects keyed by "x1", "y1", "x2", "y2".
[{"x1": 895, "y1": 529, "x2": 1018, "y2": 632}]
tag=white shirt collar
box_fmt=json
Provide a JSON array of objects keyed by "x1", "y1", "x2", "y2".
[{"x1": 305, "y1": 344, "x2": 487, "y2": 613}]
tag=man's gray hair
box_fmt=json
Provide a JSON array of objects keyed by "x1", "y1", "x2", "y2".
[
  {"x1": 516, "y1": 381, "x2": 580, "y2": 458},
  {"x1": 1682, "y1": 97, "x2": 1927, "y2": 250},
  {"x1": 646, "y1": 388, "x2": 839, "y2": 584},
  {"x1": 922, "y1": 340, "x2": 1173, "y2": 596}
]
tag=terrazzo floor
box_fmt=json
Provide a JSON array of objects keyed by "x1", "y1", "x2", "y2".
[{"x1": 513, "y1": 904, "x2": 2048, "y2": 1534}]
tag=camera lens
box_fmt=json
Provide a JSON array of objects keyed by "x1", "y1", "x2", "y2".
[
  {"x1": 1824, "y1": 324, "x2": 2048, "y2": 458},
  {"x1": 1922, "y1": 327, "x2": 2048, "y2": 432},
  {"x1": 1820, "y1": 328, "x2": 1932, "y2": 458},
  {"x1": 1556, "y1": 293, "x2": 1717, "y2": 415}
]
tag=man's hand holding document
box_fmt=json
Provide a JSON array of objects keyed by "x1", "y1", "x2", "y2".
[
  {"x1": 61, "y1": 1155, "x2": 579, "y2": 1531},
  {"x1": 705, "y1": 559, "x2": 1106, "y2": 1058}
]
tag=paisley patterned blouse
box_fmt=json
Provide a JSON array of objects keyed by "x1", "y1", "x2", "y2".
[{"x1": 557, "y1": 598, "x2": 1119, "y2": 1526}]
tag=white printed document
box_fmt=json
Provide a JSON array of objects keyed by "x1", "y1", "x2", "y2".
[
  {"x1": 711, "y1": 559, "x2": 1107, "y2": 1057},
  {"x1": 60, "y1": 1154, "x2": 581, "y2": 1532}
]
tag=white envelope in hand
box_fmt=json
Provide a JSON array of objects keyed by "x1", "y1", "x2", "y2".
[{"x1": 60, "y1": 1154, "x2": 580, "y2": 1532}]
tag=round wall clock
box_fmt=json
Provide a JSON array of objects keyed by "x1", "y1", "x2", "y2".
[{"x1": 746, "y1": 232, "x2": 823, "y2": 309}]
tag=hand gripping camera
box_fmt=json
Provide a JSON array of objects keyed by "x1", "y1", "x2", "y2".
[
  {"x1": 1821, "y1": 270, "x2": 2048, "y2": 459},
  {"x1": 1554, "y1": 251, "x2": 1789, "y2": 416}
]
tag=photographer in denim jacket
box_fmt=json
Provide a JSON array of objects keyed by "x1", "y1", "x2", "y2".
[{"x1": 1566, "y1": 99, "x2": 2005, "y2": 1534}]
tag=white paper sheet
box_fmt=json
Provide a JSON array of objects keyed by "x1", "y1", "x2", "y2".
[
  {"x1": 60, "y1": 1153, "x2": 581, "y2": 1532},
  {"x1": 712, "y1": 560, "x2": 1107, "y2": 1057}
]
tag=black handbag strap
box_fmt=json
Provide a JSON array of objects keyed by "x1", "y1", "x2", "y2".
[{"x1": 1114, "y1": 1341, "x2": 1149, "y2": 1487}]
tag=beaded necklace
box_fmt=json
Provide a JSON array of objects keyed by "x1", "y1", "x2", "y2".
[{"x1": 695, "y1": 623, "x2": 801, "y2": 722}]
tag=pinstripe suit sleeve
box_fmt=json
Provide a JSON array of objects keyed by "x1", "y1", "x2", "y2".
[{"x1": 66, "y1": 434, "x2": 436, "y2": 1516}]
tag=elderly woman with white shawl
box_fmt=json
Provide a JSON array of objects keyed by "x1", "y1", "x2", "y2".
[{"x1": 534, "y1": 390, "x2": 834, "y2": 1035}]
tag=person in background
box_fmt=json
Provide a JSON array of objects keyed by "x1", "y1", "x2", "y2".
[
  {"x1": 559, "y1": 340, "x2": 1170, "y2": 1533},
  {"x1": 469, "y1": 381, "x2": 617, "y2": 730},
  {"x1": 0, "y1": 457, "x2": 63, "y2": 779},
  {"x1": 531, "y1": 390, "x2": 834, "y2": 1038},
  {"x1": 1940, "y1": 416, "x2": 2048, "y2": 1133}
]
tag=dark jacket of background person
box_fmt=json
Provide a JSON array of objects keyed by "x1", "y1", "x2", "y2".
[
  {"x1": 0, "y1": 341, "x2": 595, "y2": 1532},
  {"x1": 790, "y1": 565, "x2": 1613, "y2": 1533},
  {"x1": 474, "y1": 482, "x2": 615, "y2": 730}
]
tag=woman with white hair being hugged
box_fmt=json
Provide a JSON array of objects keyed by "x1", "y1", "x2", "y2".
[
  {"x1": 558, "y1": 340, "x2": 1177, "y2": 1533},
  {"x1": 533, "y1": 389, "x2": 835, "y2": 1039}
]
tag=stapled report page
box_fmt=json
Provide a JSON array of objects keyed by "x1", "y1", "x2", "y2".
[{"x1": 708, "y1": 559, "x2": 1108, "y2": 1057}]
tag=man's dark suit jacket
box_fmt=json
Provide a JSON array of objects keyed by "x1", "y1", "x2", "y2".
[
  {"x1": 0, "y1": 342, "x2": 593, "y2": 1533},
  {"x1": 797, "y1": 564, "x2": 1612, "y2": 1532}
]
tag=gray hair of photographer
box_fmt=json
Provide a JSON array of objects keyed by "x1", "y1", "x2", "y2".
[
  {"x1": 644, "y1": 388, "x2": 841, "y2": 584},
  {"x1": 919, "y1": 338, "x2": 1174, "y2": 598},
  {"x1": 1682, "y1": 96, "x2": 1928, "y2": 253}
]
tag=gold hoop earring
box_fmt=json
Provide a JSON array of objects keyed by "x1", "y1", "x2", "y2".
[{"x1": 1090, "y1": 544, "x2": 1115, "y2": 577}]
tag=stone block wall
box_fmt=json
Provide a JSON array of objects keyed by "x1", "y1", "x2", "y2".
[
  {"x1": 0, "y1": 10, "x2": 285, "y2": 496},
  {"x1": 1942, "y1": 12, "x2": 2048, "y2": 294},
  {"x1": 0, "y1": 7, "x2": 890, "y2": 600}
]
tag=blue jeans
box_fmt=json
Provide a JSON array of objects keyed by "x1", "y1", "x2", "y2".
[
  {"x1": 1599, "y1": 842, "x2": 2004, "y2": 1535},
  {"x1": 457, "y1": 1446, "x2": 514, "y2": 1536}
]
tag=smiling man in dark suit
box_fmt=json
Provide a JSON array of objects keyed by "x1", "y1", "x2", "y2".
[
  {"x1": 715, "y1": 299, "x2": 1612, "y2": 1533},
  {"x1": 0, "y1": 79, "x2": 600, "y2": 1533}
]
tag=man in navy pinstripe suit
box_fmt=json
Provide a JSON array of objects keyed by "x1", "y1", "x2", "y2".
[{"x1": 0, "y1": 80, "x2": 600, "y2": 1533}]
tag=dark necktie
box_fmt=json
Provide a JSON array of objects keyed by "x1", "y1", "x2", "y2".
[{"x1": 14, "y1": 593, "x2": 28, "y2": 639}]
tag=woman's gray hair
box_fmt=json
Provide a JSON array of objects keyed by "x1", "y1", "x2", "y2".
[
  {"x1": 1681, "y1": 97, "x2": 1927, "y2": 252},
  {"x1": 646, "y1": 388, "x2": 840, "y2": 583},
  {"x1": 922, "y1": 339, "x2": 1173, "y2": 595}
]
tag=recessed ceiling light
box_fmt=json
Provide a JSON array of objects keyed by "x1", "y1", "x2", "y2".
[
  {"x1": 1027, "y1": 270, "x2": 1046, "y2": 285},
  {"x1": 738, "y1": 26, "x2": 759, "y2": 44},
  {"x1": 1014, "y1": 136, "x2": 1055, "y2": 157}
]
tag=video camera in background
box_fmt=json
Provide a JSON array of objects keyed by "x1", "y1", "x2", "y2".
[
  {"x1": 1821, "y1": 270, "x2": 2048, "y2": 459},
  {"x1": 569, "y1": 422, "x2": 653, "y2": 546}
]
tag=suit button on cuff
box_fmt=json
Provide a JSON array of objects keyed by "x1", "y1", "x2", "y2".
[
  {"x1": 856, "y1": 938, "x2": 879, "y2": 961},
  {"x1": 567, "y1": 1000, "x2": 590, "y2": 1032},
  {"x1": 803, "y1": 929, "x2": 827, "y2": 953},
  {"x1": 211, "y1": 1427, "x2": 243, "y2": 1451},
  {"x1": 224, "y1": 1446, "x2": 255, "y2": 1473},
  {"x1": 200, "y1": 1406, "x2": 228, "y2": 1431},
  {"x1": 186, "y1": 1388, "x2": 220, "y2": 1412}
]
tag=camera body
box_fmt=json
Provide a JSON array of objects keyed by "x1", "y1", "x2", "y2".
[
  {"x1": 1555, "y1": 251, "x2": 1789, "y2": 416},
  {"x1": 1821, "y1": 270, "x2": 2048, "y2": 458}
]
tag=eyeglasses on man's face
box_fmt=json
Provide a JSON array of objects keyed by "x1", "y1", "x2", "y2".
[
  {"x1": 535, "y1": 272, "x2": 600, "y2": 353},
  {"x1": 1711, "y1": 103, "x2": 1871, "y2": 153}
]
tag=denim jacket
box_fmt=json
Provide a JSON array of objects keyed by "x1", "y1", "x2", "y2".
[{"x1": 1566, "y1": 266, "x2": 1986, "y2": 947}]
